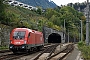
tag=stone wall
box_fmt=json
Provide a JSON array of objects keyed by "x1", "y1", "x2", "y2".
[{"x1": 0, "y1": 24, "x2": 12, "y2": 47}]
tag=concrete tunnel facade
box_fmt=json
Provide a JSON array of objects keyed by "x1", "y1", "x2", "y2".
[
  {"x1": 48, "y1": 33, "x2": 61, "y2": 43},
  {"x1": 43, "y1": 26, "x2": 65, "y2": 43}
]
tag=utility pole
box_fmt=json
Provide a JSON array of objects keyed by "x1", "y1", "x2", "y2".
[
  {"x1": 78, "y1": 6, "x2": 83, "y2": 42},
  {"x1": 79, "y1": 26, "x2": 80, "y2": 42},
  {"x1": 78, "y1": 3, "x2": 81, "y2": 42},
  {"x1": 80, "y1": 20, "x2": 83, "y2": 42},
  {"x1": 68, "y1": 29, "x2": 69, "y2": 43},
  {"x1": 64, "y1": 19, "x2": 66, "y2": 43},
  {"x1": 86, "y1": 0, "x2": 89, "y2": 45}
]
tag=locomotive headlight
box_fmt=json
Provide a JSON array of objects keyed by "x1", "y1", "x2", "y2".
[
  {"x1": 22, "y1": 46, "x2": 25, "y2": 48},
  {"x1": 24, "y1": 40, "x2": 26, "y2": 44},
  {"x1": 10, "y1": 46, "x2": 13, "y2": 49}
]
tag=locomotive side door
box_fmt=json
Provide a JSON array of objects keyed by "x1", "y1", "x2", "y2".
[{"x1": 28, "y1": 32, "x2": 35, "y2": 44}]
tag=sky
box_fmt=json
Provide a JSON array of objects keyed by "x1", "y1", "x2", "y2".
[{"x1": 51, "y1": 0, "x2": 87, "y2": 6}]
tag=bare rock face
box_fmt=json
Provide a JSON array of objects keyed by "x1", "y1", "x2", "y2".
[{"x1": 16, "y1": 0, "x2": 57, "y2": 9}]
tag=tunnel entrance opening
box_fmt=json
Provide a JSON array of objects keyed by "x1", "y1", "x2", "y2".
[{"x1": 48, "y1": 33, "x2": 61, "y2": 43}]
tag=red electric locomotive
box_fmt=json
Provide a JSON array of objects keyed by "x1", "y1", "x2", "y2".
[{"x1": 9, "y1": 28, "x2": 44, "y2": 53}]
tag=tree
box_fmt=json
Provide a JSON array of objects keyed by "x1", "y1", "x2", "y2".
[
  {"x1": 45, "y1": 8, "x2": 60, "y2": 19},
  {"x1": 0, "y1": 0, "x2": 7, "y2": 24},
  {"x1": 36, "y1": 7, "x2": 42, "y2": 15}
]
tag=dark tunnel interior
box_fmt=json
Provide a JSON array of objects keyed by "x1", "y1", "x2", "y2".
[{"x1": 48, "y1": 33, "x2": 61, "y2": 43}]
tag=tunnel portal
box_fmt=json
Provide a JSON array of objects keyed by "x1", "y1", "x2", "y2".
[{"x1": 48, "y1": 33, "x2": 61, "y2": 43}]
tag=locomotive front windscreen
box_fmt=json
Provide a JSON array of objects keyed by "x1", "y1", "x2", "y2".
[{"x1": 13, "y1": 31, "x2": 26, "y2": 39}]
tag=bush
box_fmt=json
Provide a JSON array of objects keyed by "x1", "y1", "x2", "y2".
[
  {"x1": 78, "y1": 41, "x2": 90, "y2": 60},
  {"x1": 78, "y1": 41, "x2": 85, "y2": 46}
]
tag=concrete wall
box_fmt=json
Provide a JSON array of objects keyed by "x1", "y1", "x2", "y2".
[{"x1": 43, "y1": 26, "x2": 65, "y2": 43}]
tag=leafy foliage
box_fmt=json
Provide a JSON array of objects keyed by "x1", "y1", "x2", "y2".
[
  {"x1": 0, "y1": 0, "x2": 6, "y2": 24},
  {"x1": 0, "y1": 1, "x2": 86, "y2": 41},
  {"x1": 47, "y1": 6, "x2": 85, "y2": 39},
  {"x1": 78, "y1": 41, "x2": 90, "y2": 60}
]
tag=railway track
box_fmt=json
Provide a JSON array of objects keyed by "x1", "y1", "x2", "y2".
[
  {"x1": 0, "y1": 44, "x2": 54, "y2": 60},
  {"x1": 0, "y1": 43, "x2": 73, "y2": 60},
  {"x1": 47, "y1": 43, "x2": 74, "y2": 60},
  {"x1": 0, "y1": 53, "x2": 30, "y2": 60},
  {"x1": 0, "y1": 50, "x2": 13, "y2": 57},
  {"x1": 33, "y1": 43, "x2": 74, "y2": 60},
  {"x1": 0, "y1": 49, "x2": 43, "y2": 60},
  {"x1": 33, "y1": 43, "x2": 60, "y2": 60},
  {"x1": 0, "y1": 49, "x2": 40, "y2": 60},
  {"x1": 0, "y1": 50, "x2": 11, "y2": 53}
]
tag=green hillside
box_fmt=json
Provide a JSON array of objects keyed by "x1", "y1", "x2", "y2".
[
  {"x1": 3, "y1": 5, "x2": 48, "y2": 31},
  {"x1": 0, "y1": 0, "x2": 86, "y2": 40},
  {"x1": 2, "y1": 4, "x2": 62, "y2": 31}
]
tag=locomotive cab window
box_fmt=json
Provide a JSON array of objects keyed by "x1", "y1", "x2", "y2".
[{"x1": 13, "y1": 31, "x2": 25, "y2": 39}]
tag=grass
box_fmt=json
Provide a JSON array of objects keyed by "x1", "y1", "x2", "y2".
[
  {"x1": 0, "y1": 46, "x2": 8, "y2": 50},
  {"x1": 78, "y1": 41, "x2": 90, "y2": 60}
]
